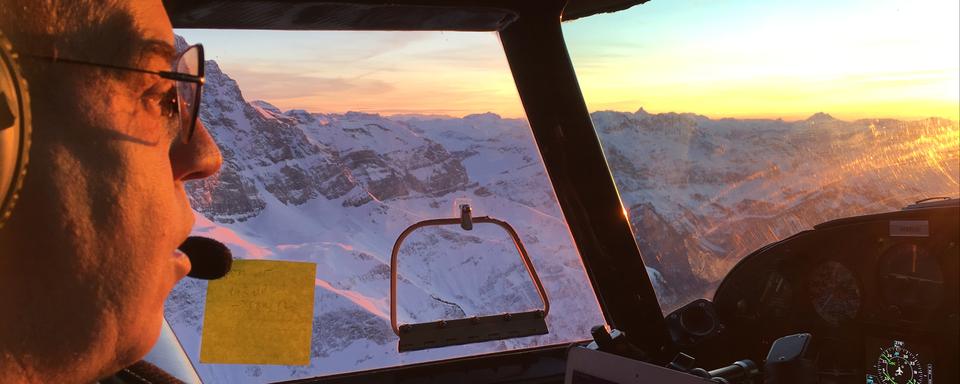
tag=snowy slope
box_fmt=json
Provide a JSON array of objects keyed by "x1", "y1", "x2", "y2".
[{"x1": 166, "y1": 54, "x2": 603, "y2": 383}]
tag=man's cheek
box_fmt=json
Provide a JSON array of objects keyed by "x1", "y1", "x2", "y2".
[{"x1": 134, "y1": 150, "x2": 183, "y2": 247}]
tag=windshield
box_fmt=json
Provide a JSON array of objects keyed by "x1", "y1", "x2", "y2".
[
  {"x1": 166, "y1": 30, "x2": 603, "y2": 382},
  {"x1": 562, "y1": 0, "x2": 960, "y2": 313}
]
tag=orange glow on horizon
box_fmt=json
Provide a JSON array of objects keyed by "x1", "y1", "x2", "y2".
[{"x1": 181, "y1": 0, "x2": 960, "y2": 122}]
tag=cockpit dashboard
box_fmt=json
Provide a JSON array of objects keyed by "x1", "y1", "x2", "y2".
[{"x1": 705, "y1": 200, "x2": 958, "y2": 383}]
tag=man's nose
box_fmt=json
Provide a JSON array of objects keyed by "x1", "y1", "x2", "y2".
[{"x1": 170, "y1": 119, "x2": 222, "y2": 181}]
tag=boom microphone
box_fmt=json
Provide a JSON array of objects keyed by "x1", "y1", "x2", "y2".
[{"x1": 178, "y1": 236, "x2": 233, "y2": 280}]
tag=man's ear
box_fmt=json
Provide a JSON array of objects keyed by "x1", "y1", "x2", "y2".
[{"x1": 0, "y1": 30, "x2": 32, "y2": 230}]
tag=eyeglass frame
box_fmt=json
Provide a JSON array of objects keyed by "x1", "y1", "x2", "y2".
[{"x1": 21, "y1": 44, "x2": 205, "y2": 144}]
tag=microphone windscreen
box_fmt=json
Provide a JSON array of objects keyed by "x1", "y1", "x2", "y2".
[{"x1": 178, "y1": 236, "x2": 233, "y2": 280}]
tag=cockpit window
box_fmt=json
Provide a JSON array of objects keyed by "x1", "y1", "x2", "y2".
[
  {"x1": 167, "y1": 30, "x2": 603, "y2": 381},
  {"x1": 562, "y1": 0, "x2": 960, "y2": 313}
]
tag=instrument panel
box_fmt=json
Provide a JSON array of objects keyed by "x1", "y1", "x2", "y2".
[{"x1": 710, "y1": 202, "x2": 959, "y2": 383}]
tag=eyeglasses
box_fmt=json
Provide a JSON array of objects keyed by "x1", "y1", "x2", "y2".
[{"x1": 23, "y1": 44, "x2": 204, "y2": 144}]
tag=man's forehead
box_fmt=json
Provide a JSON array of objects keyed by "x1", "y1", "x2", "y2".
[{"x1": 128, "y1": 0, "x2": 176, "y2": 63}]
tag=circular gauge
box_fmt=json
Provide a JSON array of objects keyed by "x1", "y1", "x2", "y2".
[
  {"x1": 875, "y1": 341, "x2": 926, "y2": 384},
  {"x1": 879, "y1": 243, "x2": 943, "y2": 311},
  {"x1": 808, "y1": 261, "x2": 861, "y2": 326},
  {"x1": 757, "y1": 271, "x2": 793, "y2": 318}
]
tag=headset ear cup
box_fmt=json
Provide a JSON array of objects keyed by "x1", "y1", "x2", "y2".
[{"x1": 0, "y1": 30, "x2": 31, "y2": 229}]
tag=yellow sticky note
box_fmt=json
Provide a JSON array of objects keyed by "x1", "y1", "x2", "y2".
[{"x1": 200, "y1": 259, "x2": 316, "y2": 365}]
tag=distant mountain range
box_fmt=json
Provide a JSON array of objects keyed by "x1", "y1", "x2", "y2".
[
  {"x1": 166, "y1": 37, "x2": 960, "y2": 383},
  {"x1": 590, "y1": 108, "x2": 958, "y2": 307}
]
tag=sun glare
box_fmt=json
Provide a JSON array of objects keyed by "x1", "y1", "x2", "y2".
[{"x1": 565, "y1": 0, "x2": 960, "y2": 121}]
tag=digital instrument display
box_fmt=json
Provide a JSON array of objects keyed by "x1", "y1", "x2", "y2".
[{"x1": 865, "y1": 337, "x2": 934, "y2": 384}]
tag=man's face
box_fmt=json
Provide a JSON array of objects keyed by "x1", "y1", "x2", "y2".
[{"x1": 0, "y1": 0, "x2": 221, "y2": 380}]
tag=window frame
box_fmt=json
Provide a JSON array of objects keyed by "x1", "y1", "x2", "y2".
[{"x1": 167, "y1": 2, "x2": 673, "y2": 382}]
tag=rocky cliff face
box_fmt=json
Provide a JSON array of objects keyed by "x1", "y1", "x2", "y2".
[{"x1": 187, "y1": 61, "x2": 470, "y2": 221}]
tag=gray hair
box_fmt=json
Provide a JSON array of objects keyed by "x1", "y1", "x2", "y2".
[{"x1": 0, "y1": 0, "x2": 136, "y2": 74}]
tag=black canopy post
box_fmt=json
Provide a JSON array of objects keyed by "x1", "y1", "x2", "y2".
[{"x1": 499, "y1": 1, "x2": 673, "y2": 361}]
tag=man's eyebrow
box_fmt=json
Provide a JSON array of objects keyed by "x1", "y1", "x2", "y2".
[{"x1": 137, "y1": 39, "x2": 177, "y2": 64}]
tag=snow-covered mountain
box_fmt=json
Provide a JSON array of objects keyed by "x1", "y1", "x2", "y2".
[
  {"x1": 165, "y1": 40, "x2": 960, "y2": 382},
  {"x1": 592, "y1": 109, "x2": 959, "y2": 309},
  {"x1": 166, "y1": 51, "x2": 604, "y2": 382}
]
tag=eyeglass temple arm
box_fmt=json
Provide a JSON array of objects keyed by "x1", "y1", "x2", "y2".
[{"x1": 21, "y1": 55, "x2": 202, "y2": 84}]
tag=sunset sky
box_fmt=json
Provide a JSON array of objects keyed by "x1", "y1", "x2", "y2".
[{"x1": 179, "y1": 0, "x2": 960, "y2": 121}]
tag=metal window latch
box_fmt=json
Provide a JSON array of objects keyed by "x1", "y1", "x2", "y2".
[{"x1": 460, "y1": 204, "x2": 472, "y2": 231}]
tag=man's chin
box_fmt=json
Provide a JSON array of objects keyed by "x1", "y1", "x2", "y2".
[
  {"x1": 119, "y1": 309, "x2": 165, "y2": 371},
  {"x1": 87, "y1": 309, "x2": 164, "y2": 382}
]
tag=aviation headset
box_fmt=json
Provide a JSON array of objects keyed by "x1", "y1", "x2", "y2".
[{"x1": 0, "y1": 30, "x2": 31, "y2": 229}]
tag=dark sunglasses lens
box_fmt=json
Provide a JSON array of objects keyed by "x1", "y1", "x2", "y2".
[{"x1": 175, "y1": 45, "x2": 201, "y2": 143}]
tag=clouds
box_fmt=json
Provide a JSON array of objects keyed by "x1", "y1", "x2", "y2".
[
  {"x1": 181, "y1": 29, "x2": 524, "y2": 117},
  {"x1": 225, "y1": 66, "x2": 396, "y2": 101}
]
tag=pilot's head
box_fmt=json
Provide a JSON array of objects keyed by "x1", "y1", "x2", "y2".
[{"x1": 0, "y1": 1, "x2": 221, "y2": 382}]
